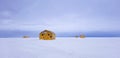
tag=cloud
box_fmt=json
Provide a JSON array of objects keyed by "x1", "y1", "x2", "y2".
[
  {"x1": 0, "y1": 11, "x2": 13, "y2": 18},
  {"x1": 0, "y1": 0, "x2": 120, "y2": 33},
  {"x1": 0, "y1": 19, "x2": 13, "y2": 25}
]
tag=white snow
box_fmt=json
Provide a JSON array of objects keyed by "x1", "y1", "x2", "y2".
[{"x1": 0, "y1": 37, "x2": 120, "y2": 58}]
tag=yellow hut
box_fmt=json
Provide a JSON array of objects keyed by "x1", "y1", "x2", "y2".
[
  {"x1": 80, "y1": 34, "x2": 85, "y2": 38},
  {"x1": 39, "y1": 30, "x2": 56, "y2": 40}
]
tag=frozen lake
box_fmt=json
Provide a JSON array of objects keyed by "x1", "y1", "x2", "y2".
[{"x1": 0, "y1": 37, "x2": 120, "y2": 58}]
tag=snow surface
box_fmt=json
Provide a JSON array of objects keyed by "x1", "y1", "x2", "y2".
[{"x1": 0, "y1": 37, "x2": 120, "y2": 58}]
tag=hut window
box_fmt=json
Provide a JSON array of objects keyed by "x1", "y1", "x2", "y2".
[
  {"x1": 42, "y1": 34, "x2": 44, "y2": 36},
  {"x1": 48, "y1": 34, "x2": 50, "y2": 36},
  {"x1": 50, "y1": 36, "x2": 52, "y2": 38}
]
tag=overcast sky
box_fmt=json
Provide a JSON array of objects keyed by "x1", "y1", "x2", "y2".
[{"x1": 0, "y1": 0, "x2": 120, "y2": 37}]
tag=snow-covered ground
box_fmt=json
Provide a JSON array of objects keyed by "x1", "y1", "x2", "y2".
[{"x1": 0, "y1": 37, "x2": 120, "y2": 58}]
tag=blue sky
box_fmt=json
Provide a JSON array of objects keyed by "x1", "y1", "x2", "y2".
[{"x1": 0, "y1": 0, "x2": 120, "y2": 37}]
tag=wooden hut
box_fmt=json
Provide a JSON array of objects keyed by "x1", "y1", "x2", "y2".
[
  {"x1": 23, "y1": 36, "x2": 29, "y2": 38},
  {"x1": 75, "y1": 36, "x2": 79, "y2": 38},
  {"x1": 39, "y1": 30, "x2": 56, "y2": 40},
  {"x1": 80, "y1": 34, "x2": 85, "y2": 38}
]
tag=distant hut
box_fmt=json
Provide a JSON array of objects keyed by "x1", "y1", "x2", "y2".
[
  {"x1": 80, "y1": 34, "x2": 85, "y2": 38},
  {"x1": 39, "y1": 30, "x2": 56, "y2": 40},
  {"x1": 23, "y1": 36, "x2": 29, "y2": 38},
  {"x1": 75, "y1": 36, "x2": 79, "y2": 38}
]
